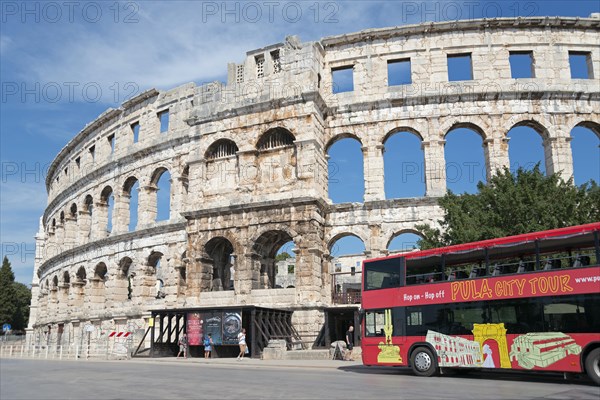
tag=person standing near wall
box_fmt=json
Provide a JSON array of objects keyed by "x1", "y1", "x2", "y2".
[
  {"x1": 345, "y1": 326, "x2": 354, "y2": 361},
  {"x1": 177, "y1": 333, "x2": 188, "y2": 359},
  {"x1": 204, "y1": 333, "x2": 213, "y2": 359},
  {"x1": 237, "y1": 328, "x2": 247, "y2": 360}
]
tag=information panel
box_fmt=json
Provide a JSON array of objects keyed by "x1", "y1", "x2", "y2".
[{"x1": 187, "y1": 313, "x2": 202, "y2": 346}]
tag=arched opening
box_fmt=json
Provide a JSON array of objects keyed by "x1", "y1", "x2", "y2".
[
  {"x1": 118, "y1": 257, "x2": 133, "y2": 301},
  {"x1": 123, "y1": 176, "x2": 139, "y2": 231},
  {"x1": 151, "y1": 169, "x2": 171, "y2": 222},
  {"x1": 274, "y1": 240, "x2": 295, "y2": 289},
  {"x1": 571, "y1": 124, "x2": 600, "y2": 185},
  {"x1": 252, "y1": 230, "x2": 295, "y2": 289},
  {"x1": 256, "y1": 128, "x2": 296, "y2": 186},
  {"x1": 387, "y1": 231, "x2": 424, "y2": 253},
  {"x1": 100, "y1": 186, "x2": 115, "y2": 234},
  {"x1": 59, "y1": 211, "x2": 65, "y2": 225},
  {"x1": 83, "y1": 195, "x2": 93, "y2": 241},
  {"x1": 181, "y1": 165, "x2": 190, "y2": 194},
  {"x1": 52, "y1": 275, "x2": 58, "y2": 290},
  {"x1": 445, "y1": 127, "x2": 486, "y2": 193},
  {"x1": 329, "y1": 234, "x2": 365, "y2": 303},
  {"x1": 94, "y1": 262, "x2": 108, "y2": 281},
  {"x1": 205, "y1": 238, "x2": 235, "y2": 291},
  {"x1": 148, "y1": 251, "x2": 165, "y2": 298},
  {"x1": 257, "y1": 127, "x2": 295, "y2": 150},
  {"x1": 62, "y1": 271, "x2": 70, "y2": 286},
  {"x1": 206, "y1": 139, "x2": 239, "y2": 160},
  {"x1": 70, "y1": 203, "x2": 77, "y2": 219},
  {"x1": 507, "y1": 123, "x2": 547, "y2": 174},
  {"x1": 383, "y1": 130, "x2": 425, "y2": 198},
  {"x1": 76, "y1": 266, "x2": 86, "y2": 283},
  {"x1": 327, "y1": 136, "x2": 364, "y2": 203}
]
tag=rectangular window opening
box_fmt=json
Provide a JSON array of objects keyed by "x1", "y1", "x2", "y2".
[
  {"x1": 271, "y1": 50, "x2": 281, "y2": 74},
  {"x1": 236, "y1": 64, "x2": 244, "y2": 83},
  {"x1": 447, "y1": 53, "x2": 473, "y2": 81},
  {"x1": 388, "y1": 58, "x2": 412, "y2": 86},
  {"x1": 107, "y1": 134, "x2": 115, "y2": 154},
  {"x1": 332, "y1": 66, "x2": 354, "y2": 94},
  {"x1": 569, "y1": 51, "x2": 593, "y2": 79},
  {"x1": 75, "y1": 157, "x2": 81, "y2": 169},
  {"x1": 509, "y1": 51, "x2": 535, "y2": 79},
  {"x1": 131, "y1": 122, "x2": 140, "y2": 143},
  {"x1": 256, "y1": 55, "x2": 265, "y2": 78},
  {"x1": 89, "y1": 145, "x2": 96, "y2": 161},
  {"x1": 158, "y1": 110, "x2": 169, "y2": 133}
]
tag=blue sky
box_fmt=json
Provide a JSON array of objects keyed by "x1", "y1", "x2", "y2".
[{"x1": 1, "y1": 1, "x2": 599, "y2": 284}]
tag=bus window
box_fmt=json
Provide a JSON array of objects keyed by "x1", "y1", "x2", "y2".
[
  {"x1": 542, "y1": 294, "x2": 600, "y2": 333},
  {"x1": 405, "y1": 256, "x2": 443, "y2": 285},
  {"x1": 364, "y1": 258, "x2": 402, "y2": 291},
  {"x1": 365, "y1": 308, "x2": 403, "y2": 337}
]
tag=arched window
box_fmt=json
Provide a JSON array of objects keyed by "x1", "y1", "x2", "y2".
[
  {"x1": 151, "y1": 169, "x2": 171, "y2": 222},
  {"x1": 70, "y1": 203, "x2": 77, "y2": 219},
  {"x1": 94, "y1": 262, "x2": 108, "y2": 281},
  {"x1": 100, "y1": 186, "x2": 115, "y2": 233},
  {"x1": 445, "y1": 126, "x2": 486, "y2": 193},
  {"x1": 387, "y1": 231, "x2": 423, "y2": 253},
  {"x1": 123, "y1": 177, "x2": 139, "y2": 231},
  {"x1": 327, "y1": 136, "x2": 364, "y2": 203},
  {"x1": 63, "y1": 271, "x2": 70, "y2": 286},
  {"x1": 206, "y1": 139, "x2": 238, "y2": 160},
  {"x1": 571, "y1": 124, "x2": 600, "y2": 185},
  {"x1": 257, "y1": 128, "x2": 295, "y2": 150},
  {"x1": 508, "y1": 122, "x2": 547, "y2": 174},
  {"x1": 383, "y1": 130, "x2": 425, "y2": 198},
  {"x1": 76, "y1": 266, "x2": 87, "y2": 283}
]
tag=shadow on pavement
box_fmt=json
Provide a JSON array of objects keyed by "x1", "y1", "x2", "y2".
[{"x1": 337, "y1": 365, "x2": 598, "y2": 387}]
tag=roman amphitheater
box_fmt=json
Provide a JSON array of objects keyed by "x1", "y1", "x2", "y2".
[{"x1": 28, "y1": 16, "x2": 599, "y2": 356}]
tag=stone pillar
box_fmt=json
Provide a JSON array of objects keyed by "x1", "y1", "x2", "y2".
[
  {"x1": 63, "y1": 216, "x2": 77, "y2": 249},
  {"x1": 240, "y1": 253, "x2": 260, "y2": 294},
  {"x1": 295, "y1": 246, "x2": 324, "y2": 305},
  {"x1": 112, "y1": 193, "x2": 130, "y2": 234},
  {"x1": 92, "y1": 202, "x2": 109, "y2": 240},
  {"x1": 78, "y1": 210, "x2": 92, "y2": 245},
  {"x1": 483, "y1": 137, "x2": 510, "y2": 179},
  {"x1": 321, "y1": 253, "x2": 334, "y2": 303},
  {"x1": 54, "y1": 223, "x2": 65, "y2": 246},
  {"x1": 545, "y1": 136, "x2": 574, "y2": 179},
  {"x1": 138, "y1": 185, "x2": 158, "y2": 228},
  {"x1": 422, "y1": 140, "x2": 447, "y2": 196},
  {"x1": 171, "y1": 174, "x2": 187, "y2": 222},
  {"x1": 236, "y1": 150, "x2": 258, "y2": 192},
  {"x1": 362, "y1": 144, "x2": 385, "y2": 202}
]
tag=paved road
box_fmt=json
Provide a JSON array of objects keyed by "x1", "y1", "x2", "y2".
[{"x1": 1, "y1": 358, "x2": 599, "y2": 400}]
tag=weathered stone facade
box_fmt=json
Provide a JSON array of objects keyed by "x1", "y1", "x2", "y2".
[{"x1": 28, "y1": 17, "x2": 600, "y2": 349}]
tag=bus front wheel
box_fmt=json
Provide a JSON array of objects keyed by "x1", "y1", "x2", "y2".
[
  {"x1": 585, "y1": 348, "x2": 600, "y2": 385},
  {"x1": 410, "y1": 347, "x2": 438, "y2": 377}
]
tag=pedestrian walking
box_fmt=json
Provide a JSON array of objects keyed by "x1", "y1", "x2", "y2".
[
  {"x1": 237, "y1": 328, "x2": 247, "y2": 360},
  {"x1": 176, "y1": 333, "x2": 188, "y2": 359},
  {"x1": 345, "y1": 326, "x2": 354, "y2": 361},
  {"x1": 204, "y1": 333, "x2": 213, "y2": 359}
]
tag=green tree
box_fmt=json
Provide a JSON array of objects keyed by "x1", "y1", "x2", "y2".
[
  {"x1": 416, "y1": 166, "x2": 600, "y2": 249},
  {"x1": 0, "y1": 256, "x2": 17, "y2": 329},
  {"x1": 13, "y1": 282, "x2": 31, "y2": 331},
  {"x1": 275, "y1": 252, "x2": 292, "y2": 261}
]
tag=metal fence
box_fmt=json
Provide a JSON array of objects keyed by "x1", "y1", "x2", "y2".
[{"x1": 0, "y1": 340, "x2": 134, "y2": 360}]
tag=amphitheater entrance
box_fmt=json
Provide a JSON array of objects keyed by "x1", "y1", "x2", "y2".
[
  {"x1": 144, "y1": 306, "x2": 302, "y2": 358},
  {"x1": 252, "y1": 230, "x2": 295, "y2": 289},
  {"x1": 205, "y1": 237, "x2": 234, "y2": 291}
]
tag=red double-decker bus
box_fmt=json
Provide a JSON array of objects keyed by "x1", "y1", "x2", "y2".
[{"x1": 360, "y1": 223, "x2": 600, "y2": 384}]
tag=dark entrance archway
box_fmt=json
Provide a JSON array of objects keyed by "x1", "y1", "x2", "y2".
[
  {"x1": 252, "y1": 230, "x2": 294, "y2": 289},
  {"x1": 205, "y1": 237, "x2": 234, "y2": 291}
]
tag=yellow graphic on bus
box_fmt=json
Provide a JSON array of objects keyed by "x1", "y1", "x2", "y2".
[
  {"x1": 377, "y1": 309, "x2": 403, "y2": 364},
  {"x1": 472, "y1": 323, "x2": 511, "y2": 368}
]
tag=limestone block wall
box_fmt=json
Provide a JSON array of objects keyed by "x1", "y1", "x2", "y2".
[{"x1": 30, "y1": 16, "x2": 600, "y2": 347}]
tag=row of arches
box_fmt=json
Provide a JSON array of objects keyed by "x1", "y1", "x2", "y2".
[
  {"x1": 46, "y1": 167, "x2": 173, "y2": 243},
  {"x1": 328, "y1": 120, "x2": 599, "y2": 202}
]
